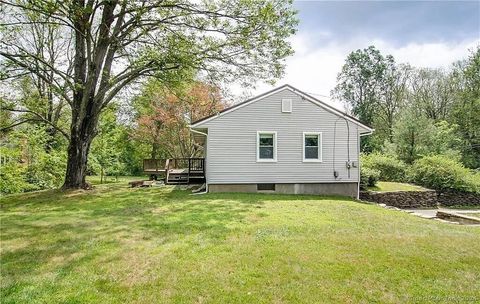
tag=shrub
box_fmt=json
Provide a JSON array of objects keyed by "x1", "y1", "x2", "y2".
[
  {"x1": 25, "y1": 150, "x2": 66, "y2": 190},
  {"x1": 410, "y1": 155, "x2": 479, "y2": 193},
  {"x1": 361, "y1": 152, "x2": 407, "y2": 182},
  {"x1": 0, "y1": 162, "x2": 34, "y2": 194},
  {"x1": 360, "y1": 167, "x2": 380, "y2": 190}
]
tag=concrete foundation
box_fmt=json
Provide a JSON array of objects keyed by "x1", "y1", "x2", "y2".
[
  {"x1": 208, "y1": 183, "x2": 358, "y2": 198},
  {"x1": 208, "y1": 184, "x2": 257, "y2": 193}
]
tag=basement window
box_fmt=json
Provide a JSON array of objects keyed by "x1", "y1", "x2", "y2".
[{"x1": 257, "y1": 183, "x2": 275, "y2": 191}]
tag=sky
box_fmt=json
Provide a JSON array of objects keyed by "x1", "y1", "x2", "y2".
[{"x1": 232, "y1": 0, "x2": 480, "y2": 110}]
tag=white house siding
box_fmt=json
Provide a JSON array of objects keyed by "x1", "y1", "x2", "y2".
[{"x1": 199, "y1": 88, "x2": 363, "y2": 184}]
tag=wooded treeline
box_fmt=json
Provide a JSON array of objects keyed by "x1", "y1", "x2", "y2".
[{"x1": 334, "y1": 46, "x2": 480, "y2": 169}]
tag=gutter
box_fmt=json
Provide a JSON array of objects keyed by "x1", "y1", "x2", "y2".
[
  {"x1": 359, "y1": 130, "x2": 374, "y2": 137},
  {"x1": 190, "y1": 128, "x2": 208, "y2": 136}
]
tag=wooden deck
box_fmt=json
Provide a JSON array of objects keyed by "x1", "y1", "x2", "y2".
[{"x1": 143, "y1": 158, "x2": 205, "y2": 184}]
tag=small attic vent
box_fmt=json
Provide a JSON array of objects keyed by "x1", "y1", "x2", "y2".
[{"x1": 282, "y1": 99, "x2": 292, "y2": 113}]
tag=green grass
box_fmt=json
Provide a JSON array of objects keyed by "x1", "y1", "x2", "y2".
[
  {"x1": 1, "y1": 181, "x2": 479, "y2": 303},
  {"x1": 87, "y1": 175, "x2": 149, "y2": 185},
  {"x1": 369, "y1": 181, "x2": 427, "y2": 192}
]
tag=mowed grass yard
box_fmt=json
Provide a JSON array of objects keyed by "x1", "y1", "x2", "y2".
[
  {"x1": 368, "y1": 181, "x2": 427, "y2": 192},
  {"x1": 1, "y1": 181, "x2": 479, "y2": 303}
]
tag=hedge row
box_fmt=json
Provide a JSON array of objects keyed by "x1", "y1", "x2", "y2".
[{"x1": 360, "y1": 153, "x2": 480, "y2": 193}]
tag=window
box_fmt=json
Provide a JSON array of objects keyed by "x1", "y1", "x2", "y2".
[
  {"x1": 257, "y1": 183, "x2": 275, "y2": 191},
  {"x1": 257, "y1": 131, "x2": 277, "y2": 162},
  {"x1": 282, "y1": 99, "x2": 292, "y2": 113},
  {"x1": 303, "y1": 132, "x2": 322, "y2": 162}
]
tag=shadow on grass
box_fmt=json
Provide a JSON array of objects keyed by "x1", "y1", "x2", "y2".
[
  {"x1": 0, "y1": 185, "x2": 357, "y2": 289},
  {"x1": 1, "y1": 186, "x2": 294, "y2": 294}
]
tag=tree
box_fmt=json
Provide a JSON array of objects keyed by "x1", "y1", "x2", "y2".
[
  {"x1": 1, "y1": 0, "x2": 297, "y2": 189},
  {"x1": 1, "y1": 76, "x2": 70, "y2": 151},
  {"x1": 333, "y1": 46, "x2": 405, "y2": 151},
  {"x1": 332, "y1": 46, "x2": 394, "y2": 126},
  {"x1": 90, "y1": 106, "x2": 122, "y2": 183},
  {"x1": 410, "y1": 68, "x2": 456, "y2": 121},
  {"x1": 133, "y1": 81, "x2": 227, "y2": 159},
  {"x1": 393, "y1": 109, "x2": 461, "y2": 164},
  {"x1": 0, "y1": 11, "x2": 71, "y2": 149},
  {"x1": 375, "y1": 63, "x2": 411, "y2": 142},
  {"x1": 450, "y1": 47, "x2": 480, "y2": 168},
  {"x1": 392, "y1": 109, "x2": 432, "y2": 164},
  {"x1": 0, "y1": 122, "x2": 67, "y2": 193}
]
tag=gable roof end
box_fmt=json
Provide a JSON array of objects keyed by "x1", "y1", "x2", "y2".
[{"x1": 190, "y1": 84, "x2": 373, "y2": 133}]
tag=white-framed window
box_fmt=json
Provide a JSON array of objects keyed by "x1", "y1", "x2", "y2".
[
  {"x1": 303, "y1": 132, "x2": 322, "y2": 162},
  {"x1": 281, "y1": 99, "x2": 292, "y2": 113},
  {"x1": 257, "y1": 131, "x2": 277, "y2": 162}
]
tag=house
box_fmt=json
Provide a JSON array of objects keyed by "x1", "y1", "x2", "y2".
[
  {"x1": 141, "y1": 84, "x2": 373, "y2": 197},
  {"x1": 188, "y1": 84, "x2": 373, "y2": 198}
]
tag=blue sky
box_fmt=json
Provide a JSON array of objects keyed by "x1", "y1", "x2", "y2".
[{"x1": 237, "y1": 0, "x2": 480, "y2": 108}]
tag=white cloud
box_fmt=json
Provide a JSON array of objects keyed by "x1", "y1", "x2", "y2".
[
  {"x1": 230, "y1": 34, "x2": 479, "y2": 111},
  {"x1": 376, "y1": 39, "x2": 479, "y2": 68}
]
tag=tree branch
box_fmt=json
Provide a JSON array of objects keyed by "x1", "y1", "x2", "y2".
[{"x1": 1, "y1": 107, "x2": 70, "y2": 139}]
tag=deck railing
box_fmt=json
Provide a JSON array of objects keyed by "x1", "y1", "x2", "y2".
[
  {"x1": 143, "y1": 158, "x2": 205, "y2": 174},
  {"x1": 188, "y1": 158, "x2": 205, "y2": 172},
  {"x1": 143, "y1": 159, "x2": 166, "y2": 172}
]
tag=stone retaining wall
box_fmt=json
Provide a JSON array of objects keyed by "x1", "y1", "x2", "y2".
[
  {"x1": 360, "y1": 190, "x2": 438, "y2": 208},
  {"x1": 436, "y1": 211, "x2": 480, "y2": 225},
  {"x1": 437, "y1": 191, "x2": 480, "y2": 207}
]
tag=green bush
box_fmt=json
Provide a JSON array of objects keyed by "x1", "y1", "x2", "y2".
[
  {"x1": 410, "y1": 155, "x2": 479, "y2": 193},
  {"x1": 361, "y1": 152, "x2": 407, "y2": 182},
  {"x1": 25, "y1": 150, "x2": 66, "y2": 190},
  {"x1": 360, "y1": 167, "x2": 380, "y2": 190},
  {"x1": 0, "y1": 163, "x2": 34, "y2": 194}
]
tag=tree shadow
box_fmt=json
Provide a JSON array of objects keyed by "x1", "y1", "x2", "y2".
[
  {"x1": 0, "y1": 187, "x2": 266, "y2": 295},
  {"x1": 1, "y1": 185, "x2": 357, "y2": 300}
]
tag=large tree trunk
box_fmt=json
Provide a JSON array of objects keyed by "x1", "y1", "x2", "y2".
[
  {"x1": 62, "y1": 101, "x2": 99, "y2": 189},
  {"x1": 63, "y1": 134, "x2": 93, "y2": 189}
]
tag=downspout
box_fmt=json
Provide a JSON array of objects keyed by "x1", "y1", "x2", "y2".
[
  {"x1": 333, "y1": 117, "x2": 351, "y2": 180},
  {"x1": 357, "y1": 131, "x2": 360, "y2": 200}
]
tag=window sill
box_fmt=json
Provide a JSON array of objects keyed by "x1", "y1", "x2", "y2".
[
  {"x1": 302, "y1": 159, "x2": 323, "y2": 163},
  {"x1": 256, "y1": 159, "x2": 277, "y2": 163}
]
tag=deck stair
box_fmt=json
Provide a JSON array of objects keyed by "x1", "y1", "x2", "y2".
[{"x1": 167, "y1": 169, "x2": 190, "y2": 184}]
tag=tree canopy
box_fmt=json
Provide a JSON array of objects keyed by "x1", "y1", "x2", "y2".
[{"x1": 334, "y1": 45, "x2": 480, "y2": 167}]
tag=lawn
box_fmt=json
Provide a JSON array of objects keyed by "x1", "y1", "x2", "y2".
[
  {"x1": 368, "y1": 181, "x2": 427, "y2": 192},
  {"x1": 86, "y1": 175, "x2": 149, "y2": 185},
  {"x1": 1, "y1": 182, "x2": 479, "y2": 303}
]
